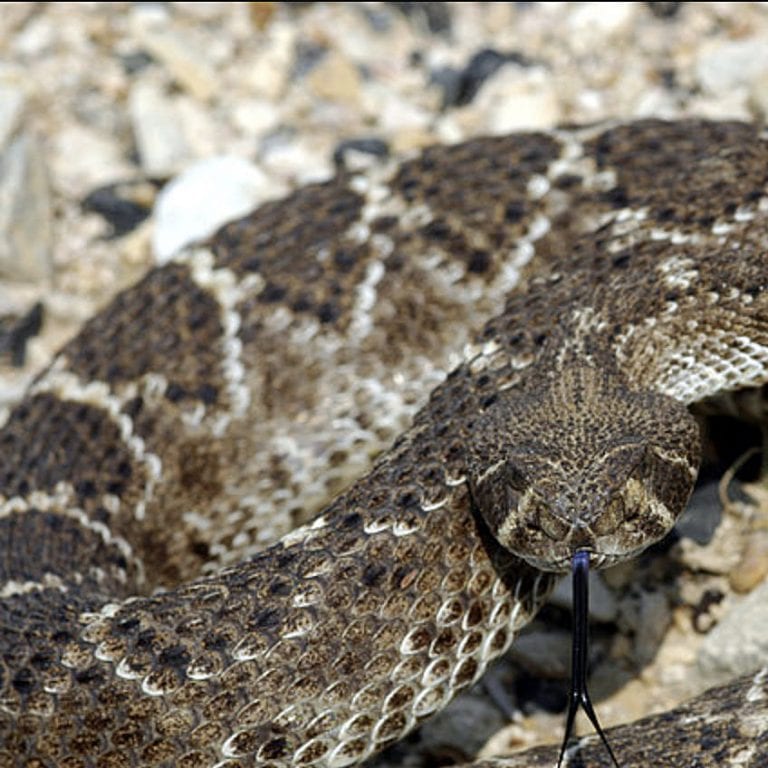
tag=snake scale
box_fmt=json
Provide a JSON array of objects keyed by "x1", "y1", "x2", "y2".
[{"x1": 1, "y1": 118, "x2": 768, "y2": 766}]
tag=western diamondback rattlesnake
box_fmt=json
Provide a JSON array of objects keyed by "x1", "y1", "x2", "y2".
[{"x1": 1, "y1": 118, "x2": 768, "y2": 766}]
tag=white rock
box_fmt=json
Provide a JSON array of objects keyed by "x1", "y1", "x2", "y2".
[
  {"x1": 51, "y1": 124, "x2": 134, "y2": 194},
  {"x1": 244, "y1": 24, "x2": 295, "y2": 101},
  {"x1": 231, "y1": 99, "x2": 281, "y2": 138},
  {"x1": 11, "y1": 15, "x2": 55, "y2": 57},
  {"x1": 260, "y1": 138, "x2": 334, "y2": 186},
  {"x1": 474, "y1": 67, "x2": 561, "y2": 133},
  {"x1": 129, "y1": 81, "x2": 191, "y2": 178},
  {"x1": 568, "y1": 2, "x2": 637, "y2": 37},
  {"x1": 0, "y1": 132, "x2": 52, "y2": 282},
  {"x1": 153, "y1": 155, "x2": 278, "y2": 261},
  {"x1": 697, "y1": 578, "x2": 768, "y2": 685},
  {"x1": 696, "y1": 39, "x2": 768, "y2": 94}
]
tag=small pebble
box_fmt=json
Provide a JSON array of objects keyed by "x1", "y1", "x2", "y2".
[
  {"x1": 0, "y1": 301, "x2": 43, "y2": 367},
  {"x1": 306, "y1": 50, "x2": 363, "y2": 108},
  {"x1": 81, "y1": 180, "x2": 157, "y2": 238},
  {"x1": 0, "y1": 83, "x2": 25, "y2": 150},
  {"x1": 439, "y1": 48, "x2": 534, "y2": 109},
  {"x1": 0, "y1": 133, "x2": 52, "y2": 282},
  {"x1": 129, "y1": 81, "x2": 191, "y2": 178},
  {"x1": 133, "y1": 25, "x2": 217, "y2": 102},
  {"x1": 332, "y1": 138, "x2": 390, "y2": 171}
]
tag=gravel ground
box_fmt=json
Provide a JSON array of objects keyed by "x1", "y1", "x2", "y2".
[{"x1": 1, "y1": 2, "x2": 768, "y2": 764}]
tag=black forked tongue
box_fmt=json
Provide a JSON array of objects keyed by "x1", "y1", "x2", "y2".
[{"x1": 557, "y1": 550, "x2": 620, "y2": 768}]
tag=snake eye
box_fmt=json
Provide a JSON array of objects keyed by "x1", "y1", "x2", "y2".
[{"x1": 503, "y1": 462, "x2": 527, "y2": 492}]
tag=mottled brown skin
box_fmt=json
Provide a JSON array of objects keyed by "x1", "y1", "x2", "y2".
[{"x1": 0, "y1": 120, "x2": 767, "y2": 766}]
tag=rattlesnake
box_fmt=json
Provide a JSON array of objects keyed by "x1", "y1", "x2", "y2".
[{"x1": 1, "y1": 119, "x2": 768, "y2": 766}]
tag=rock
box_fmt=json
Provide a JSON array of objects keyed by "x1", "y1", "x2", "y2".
[
  {"x1": 507, "y1": 628, "x2": 571, "y2": 679},
  {"x1": 633, "y1": 589, "x2": 672, "y2": 666},
  {"x1": 674, "y1": 481, "x2": 722, "y2": 545},
  {"x1": 0, "y1": 301, "x2": 43, "y2": 367},
  {"x1": 467, "y1": 66, "x2": 561, "y2": 134},
  {"x1": 568, "y1": 2, "x2": 638, "y2": 39},
  {"x1": 647, "y1": 2, "x2": 681, "y2": 19},
  {"x1": 260, "y1": 134, "x2": 333, "y2": 186},
  {"x1": 249, "y1": 2, "x2": 277, "y2": 31},
  {"x1": 550, "y1": 570, "x2": 619, "y2": 624},
  {"x1": 392, "y1": 2, "x2": 453, "y2": 36},
  {"x1": 129, "y1": 81, "x2": 191, "y2": 178},
  {"x1": 132, "y1": 25, "x2": 217, "y2": 102},
  {"x1": 0, "y1": 132, "x2": 52, "y2": 282},
  {"x1": 748, "y1": 72, "x2": 768, "y2": 120},
  {"x1": 0, "y1": 83, "x2": 25, "y2": 150},
  {"x1": 413, "y1": 692, "x2": 507, "y2": 760},
  {"x1": 231, "y1": 99, "x2": 281, "y2": 138},
  {"x1": 11, "y1": 13, "x2": 55, "y2": 57},
  {"x1": 697, "y1": 578, "x2": 768, "y2": 685},
  {"x1": 243, "y1": 24, "x2": 294, "y2": 101},
  {"x1": 51, "y1": 124, "x2": 134, "y2": 193},
  {"x1": 696, "y1": 39, "x2": 768, "y2": 95},
  {"x1": 306, "y1": 50, "x2": 362, "y2": 108},
  {"x1": 152, "y1": 155, "x2": 275, "y2": 261},
  {"x1": 81, "y1": 180, "x2": 157, "y2": 238},
  {"x1": 432, "y1": 48, "x2": 535, "y2": 109},
  {"x1": 332, "y1": 137, "x2": 390, "y2": 171},
  {"x1": 728, "y1": 484, "x2": 768, "y2": 593}
]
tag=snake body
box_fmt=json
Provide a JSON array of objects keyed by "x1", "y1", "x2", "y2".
[{"x1": 1, "y1": 119, "x2": 768, "y2": 766}]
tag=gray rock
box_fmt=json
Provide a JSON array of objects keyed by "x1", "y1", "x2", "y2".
[
  {"x1": 696, "y1": 39, "x2": 768, "y2": 94},
  {"x1": 133, "y1": 25, "x2": 217, "y2": 102},
  {"x1": 633, "y1": 589, "x2": 672, "y2": 667},
  {"x1": 507, "y1": 628, "x2": 570, "y2": 679},
  {"x1": 675, "y1": 480, "x2": 722, "y2": 545},
  {"x1": 0, "y1": 132, "x2": 52, "y2": 282},
  {"x1": 697, "y1": 578, "x2": 768, "y2": 685},
  {"x1": 550, "y1": 570, "x2": 619, "y2": 624},
  {"x1": 129, "y1": 81, "x2": 190, "y2": 178},
  {"x1": 0, "y1": 84, "x2": 25, "y2": 151}
]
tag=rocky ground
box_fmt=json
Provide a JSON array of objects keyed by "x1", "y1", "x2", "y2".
[{"x1": 1, "y1": 2, "x2": 768, "y2": 764}]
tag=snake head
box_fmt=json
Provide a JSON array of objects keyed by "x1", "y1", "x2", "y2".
[{"x1": 466, "y1": 380, "x2": 701, "y2": 572}]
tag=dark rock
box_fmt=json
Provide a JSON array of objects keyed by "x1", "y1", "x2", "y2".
[
  {"x1": 391, "y1": 2, "x2": 452, "y2": 35},
  {"x1": 432, "y1": 48, "x2": 535, "y2": 108},
  {"x1": 675, "y1": 481, "x2": 722, "y2": 546},
  {"x1": 292, "y1": 41, "x2": 328, "y2": 80},
  {"x1": 647, "y1": 2, "x2": 682, "y2": 19},
  {"x1": 332, "y1": 138, "x2": 391, "y2": 171},
  {"x1": 0, "y1": 301, "x2": 43, "y2": 367},
  {"x1": 119, "y1": 50, "x2": 154, "y2": 75},
  {"x1": 81, "y1": 180, "x2": 157, "y2": 238}
]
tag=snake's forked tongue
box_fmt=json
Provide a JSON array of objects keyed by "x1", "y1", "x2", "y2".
[{"x1": 557, "y1": 550, "x2": 620, "y2": 768}]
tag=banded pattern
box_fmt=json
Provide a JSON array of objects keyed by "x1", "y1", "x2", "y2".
[{"x1": 1, "y1": 119, "x2": 767, "y2": 766}]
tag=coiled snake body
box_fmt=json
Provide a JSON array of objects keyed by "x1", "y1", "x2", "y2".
[{"x1": 1, "y1": 120, "x2": 767, "y2": 766}]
